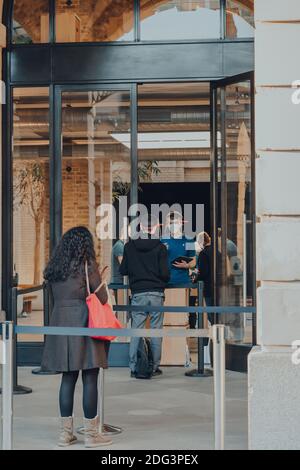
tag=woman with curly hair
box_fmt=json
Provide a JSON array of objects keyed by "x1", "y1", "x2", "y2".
[{"x1": 42, "y1": 226, "x2": 112, "y2": 448}]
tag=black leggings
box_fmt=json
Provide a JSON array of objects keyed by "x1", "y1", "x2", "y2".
[{"x1": 59, "y1": 368, "x2": 99, "y2": 419}]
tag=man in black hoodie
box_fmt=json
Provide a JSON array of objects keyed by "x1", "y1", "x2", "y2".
[{"x1": 120, "y1": 215, "x2": 170, "y2": 377}]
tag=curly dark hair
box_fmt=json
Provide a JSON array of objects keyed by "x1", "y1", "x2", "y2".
[{"x1": 44, "y1": 226, "x2": 96, "y2": 282}]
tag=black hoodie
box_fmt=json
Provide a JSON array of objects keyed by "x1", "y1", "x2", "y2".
[{"x1": 119, "y1": 238, "x2": 170, "y2": 294}]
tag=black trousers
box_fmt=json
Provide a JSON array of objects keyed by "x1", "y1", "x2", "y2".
[{"x1": 59, "y1": 368, "x2": 99, "y2": 419}]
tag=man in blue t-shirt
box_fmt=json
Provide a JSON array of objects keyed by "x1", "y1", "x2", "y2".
[
  {"x1": 111, "y1": 239, "x2": 125, "y2": 285},
  {"x1": 110, "y1": 226, "x2": 131, "y2": 285},
  {"x1": 161, "y1": 211, "x2": 196, "y2": 285}
]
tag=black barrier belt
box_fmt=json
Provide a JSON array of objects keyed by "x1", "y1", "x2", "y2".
[
  {"x1": 15, "y1": 285, "x2": 44, "y2": 296},
  {"x1": 109, "y1": 283, "x2": 196, "y2": 290},
  {"x1": 113, "y1": 305, "x2": 256, "y2": 314},
  {"x1": 14, "y1": 325, "x2": 210, "y2": 338}
]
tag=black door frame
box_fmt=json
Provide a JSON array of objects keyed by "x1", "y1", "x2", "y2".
[
  {"x1": 211, "y1": 71, "x2": 256, "y2": 371},
  {"x1": 52, "y1": 83, "x2": 139, "y2": 247},
  {"x1": 5, "y1": 77, "x2": 256, "y2": 369}
]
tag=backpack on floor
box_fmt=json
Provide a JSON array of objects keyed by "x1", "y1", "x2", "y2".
[{"x1": 135, "y1": 338, "x2": 154, "y2": 379}]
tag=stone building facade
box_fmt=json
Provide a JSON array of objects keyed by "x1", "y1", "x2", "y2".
[{"x1": 248, "y1": 0, "x2": 300, "y2": 450}]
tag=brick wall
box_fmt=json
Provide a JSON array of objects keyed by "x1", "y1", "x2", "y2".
[{"x1": 62, "y1": 159, "x2": 89, "y2": 233}]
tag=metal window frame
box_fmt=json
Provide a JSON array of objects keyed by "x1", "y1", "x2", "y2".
[
  {"x1": 54, "y1": 82, "x2": 138, "y2": 241},
  {"x1": 8, "y1": 1, "x2": 255, "y2": 47},
  {"x1": 211, "y1": 71, "x2": 256, "y2": 345}
]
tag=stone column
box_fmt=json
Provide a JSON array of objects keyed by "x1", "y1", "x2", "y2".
[{"x1": 248, "y1": 0, "x2": 300, "y2": 450}]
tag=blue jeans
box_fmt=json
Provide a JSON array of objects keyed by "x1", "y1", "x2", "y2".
[{"x1": 129, "y1": 291, "x2": 165, "y2": 373}]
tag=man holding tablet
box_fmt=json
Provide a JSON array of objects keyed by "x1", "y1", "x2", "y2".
[
  {"x1": 161, "y1": 211, "x2": 196, "y2": 285},
  {"x1": 160, "y1": 211, "x2": 196, "y2": 366}
]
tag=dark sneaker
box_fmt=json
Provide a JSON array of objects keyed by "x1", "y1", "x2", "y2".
[
  {"x1": 130, "y1": 371, "x2": 136, "y2": 378},
  {"x1": 152, "y1": 368, "x2": 163, "y2": 377}
]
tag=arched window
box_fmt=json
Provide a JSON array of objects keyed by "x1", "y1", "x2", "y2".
[
  {"x1": 226, "y1": 0, "x2": 254, "y2": 38},
  {"x1": 10, "y1": 0, "x2": 254, "y2": 44},
  {"x1": 54, "y1": 0, "x2": 134, "y2": 42},
  {"x1": 140, "y1": 0, "x2": 221, "y2": 40},
  {"x1": 12, "y1": 0, "x2": 50, "y2": 44},
  {"x1": 11, "y1": 0, "x2": 135, "y2": 44}
]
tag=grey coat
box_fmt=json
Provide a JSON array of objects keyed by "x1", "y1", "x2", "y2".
[{"x1": 41, "y1": 260, "x2": 109, "y2": 372}]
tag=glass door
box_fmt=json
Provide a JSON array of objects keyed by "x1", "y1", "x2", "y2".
[
  {"x1": 55, "y1": 84, "x2": 135, "y2": 335},
  {"x1": 212, "y1": 74, "x2": 255, "y2": 367}
]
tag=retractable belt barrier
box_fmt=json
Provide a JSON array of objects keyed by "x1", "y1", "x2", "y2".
[
  {"x1": 4, "y1": 280, "x2": 255, "y2": 451},
  {"x1": 11, "y1": 284, "x2": 49, "y2": 391},
  {"x1": 110, "y1": 281, "x2": 255, "y2": 379},
  {"x1": 1, "y1": 319, "x2": 229, "y2": 451},
  {"x1": 113, "y1": 305, "x2": 255, "y2": 313}
]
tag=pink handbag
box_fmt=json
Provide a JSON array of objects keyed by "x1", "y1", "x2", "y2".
[{"x1": 85, "y1": 262, "x2": 123, "y2": 341}]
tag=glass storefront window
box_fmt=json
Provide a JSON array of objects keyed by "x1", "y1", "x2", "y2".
[
  {"x1": 13, "y1": 87, "x2": 50, "y2": 341},
  {"x1": 226, "y1": 0, "x2": 254, "y2": 38},
  {"x1": 217, "y1": 80, "x2": 253, "y2": 345},
  {"x1": 55, "y1": 0, "x2": 134, "y2": 43},
  {"x1": 12, "y1": 0, "x2": 49, "y2": 44},
  {"x1": 10, "y1": 0, "x2": 255, "y2": 44},
  {"x1": 140, "y1": 0, "x2": 221, "y2": 40}
]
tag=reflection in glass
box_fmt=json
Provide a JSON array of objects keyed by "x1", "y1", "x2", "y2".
[
  {"x1": 13, "y1": 88, "x2": 50, "y2": 340},
  {"x1": 218, "y1": 81, "x2": 253, "y2": 345},
  {"x1": 12, "y1": 0, "x2": 49, "y2": 44},
  {"x1": 140, "y1": 0, "x2": 221, "y2": 40},
  {"x1": 55, "y1": 0, "x2": 134, "y2": 42},
  {"x1": 138, "y1": 82, "x2": 211, "y2": 187},
  {"x1": 61, "y1": 90, "x2": 131, "y2": 335},
  {"x1": 138, "y1": 83, "x2": 211, "y2": 366},
  {"x1": 226, "y1": 0, "x2": 254, "y2": 38}
]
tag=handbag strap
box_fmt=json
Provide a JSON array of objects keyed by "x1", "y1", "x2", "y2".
[
  {"x1": 94, "y1": 266, "x2": 109, "y2": 294},
  {"x1": 85, "y1": 261, "x2": 109, "y2": 296},
  {"x1": 85, "y1": 261, "x2": 91, "y2": 296}
]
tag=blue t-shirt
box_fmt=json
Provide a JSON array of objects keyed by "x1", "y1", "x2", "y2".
[{"x1": 161, "y1": 236, "x2": 196, "y2": 285}]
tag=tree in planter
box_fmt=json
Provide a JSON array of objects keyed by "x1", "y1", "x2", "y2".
[
  {"x1": 112, "y1": 160, "x2": 160, "y2": 202},
  {"x1": 13, "y1": 161, "x2": 46, "y2": 285}
]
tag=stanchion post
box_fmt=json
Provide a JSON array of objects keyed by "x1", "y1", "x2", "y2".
[
  {"x1": 77, "y1": 366, "x2": 122, "y2": 436},
  {"x1": 11, "y1": 288, "x2": 18, "y2": 388},
  {"x1": 197, "y1": 281, "x2": 205, "y2": 374},
  {"x1": 43, "y1": 282, "x2": 50, "y2": 327},
  {"x1": 32, "y1": 283, "x2": 59, "y2": 376},
  {"x1": 185, "y1": 281, "x2": 212, "y2": 378},
  {"x1": 10, "y1": 288, "x2": 32, "y2": 393},
  {"x1": 2, "y1": 321, "x2": 14, "y2": 450},
  {"x1": 212, "y1": 324, "x2": 226, "y2": 451}
]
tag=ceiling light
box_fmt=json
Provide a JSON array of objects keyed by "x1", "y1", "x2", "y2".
[{"x1": 111, "y1": 132, "x2": 221, "y2": 149}]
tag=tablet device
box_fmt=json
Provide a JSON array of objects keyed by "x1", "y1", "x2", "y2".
[{"x1": 172, "y1": 256, "x2": 194, "y2": 265}]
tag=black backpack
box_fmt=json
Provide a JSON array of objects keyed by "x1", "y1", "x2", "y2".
[{"x1": 134, "y1": 338, "x2": 154, "y2": 379}]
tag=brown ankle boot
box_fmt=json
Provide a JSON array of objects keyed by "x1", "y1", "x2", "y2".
[
  {"x1": 58, "y1": 417, "x2": 78, "y2": 447},
  {"x1": 84, "y1": 416, "x2": 112, "y2": 448}
]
